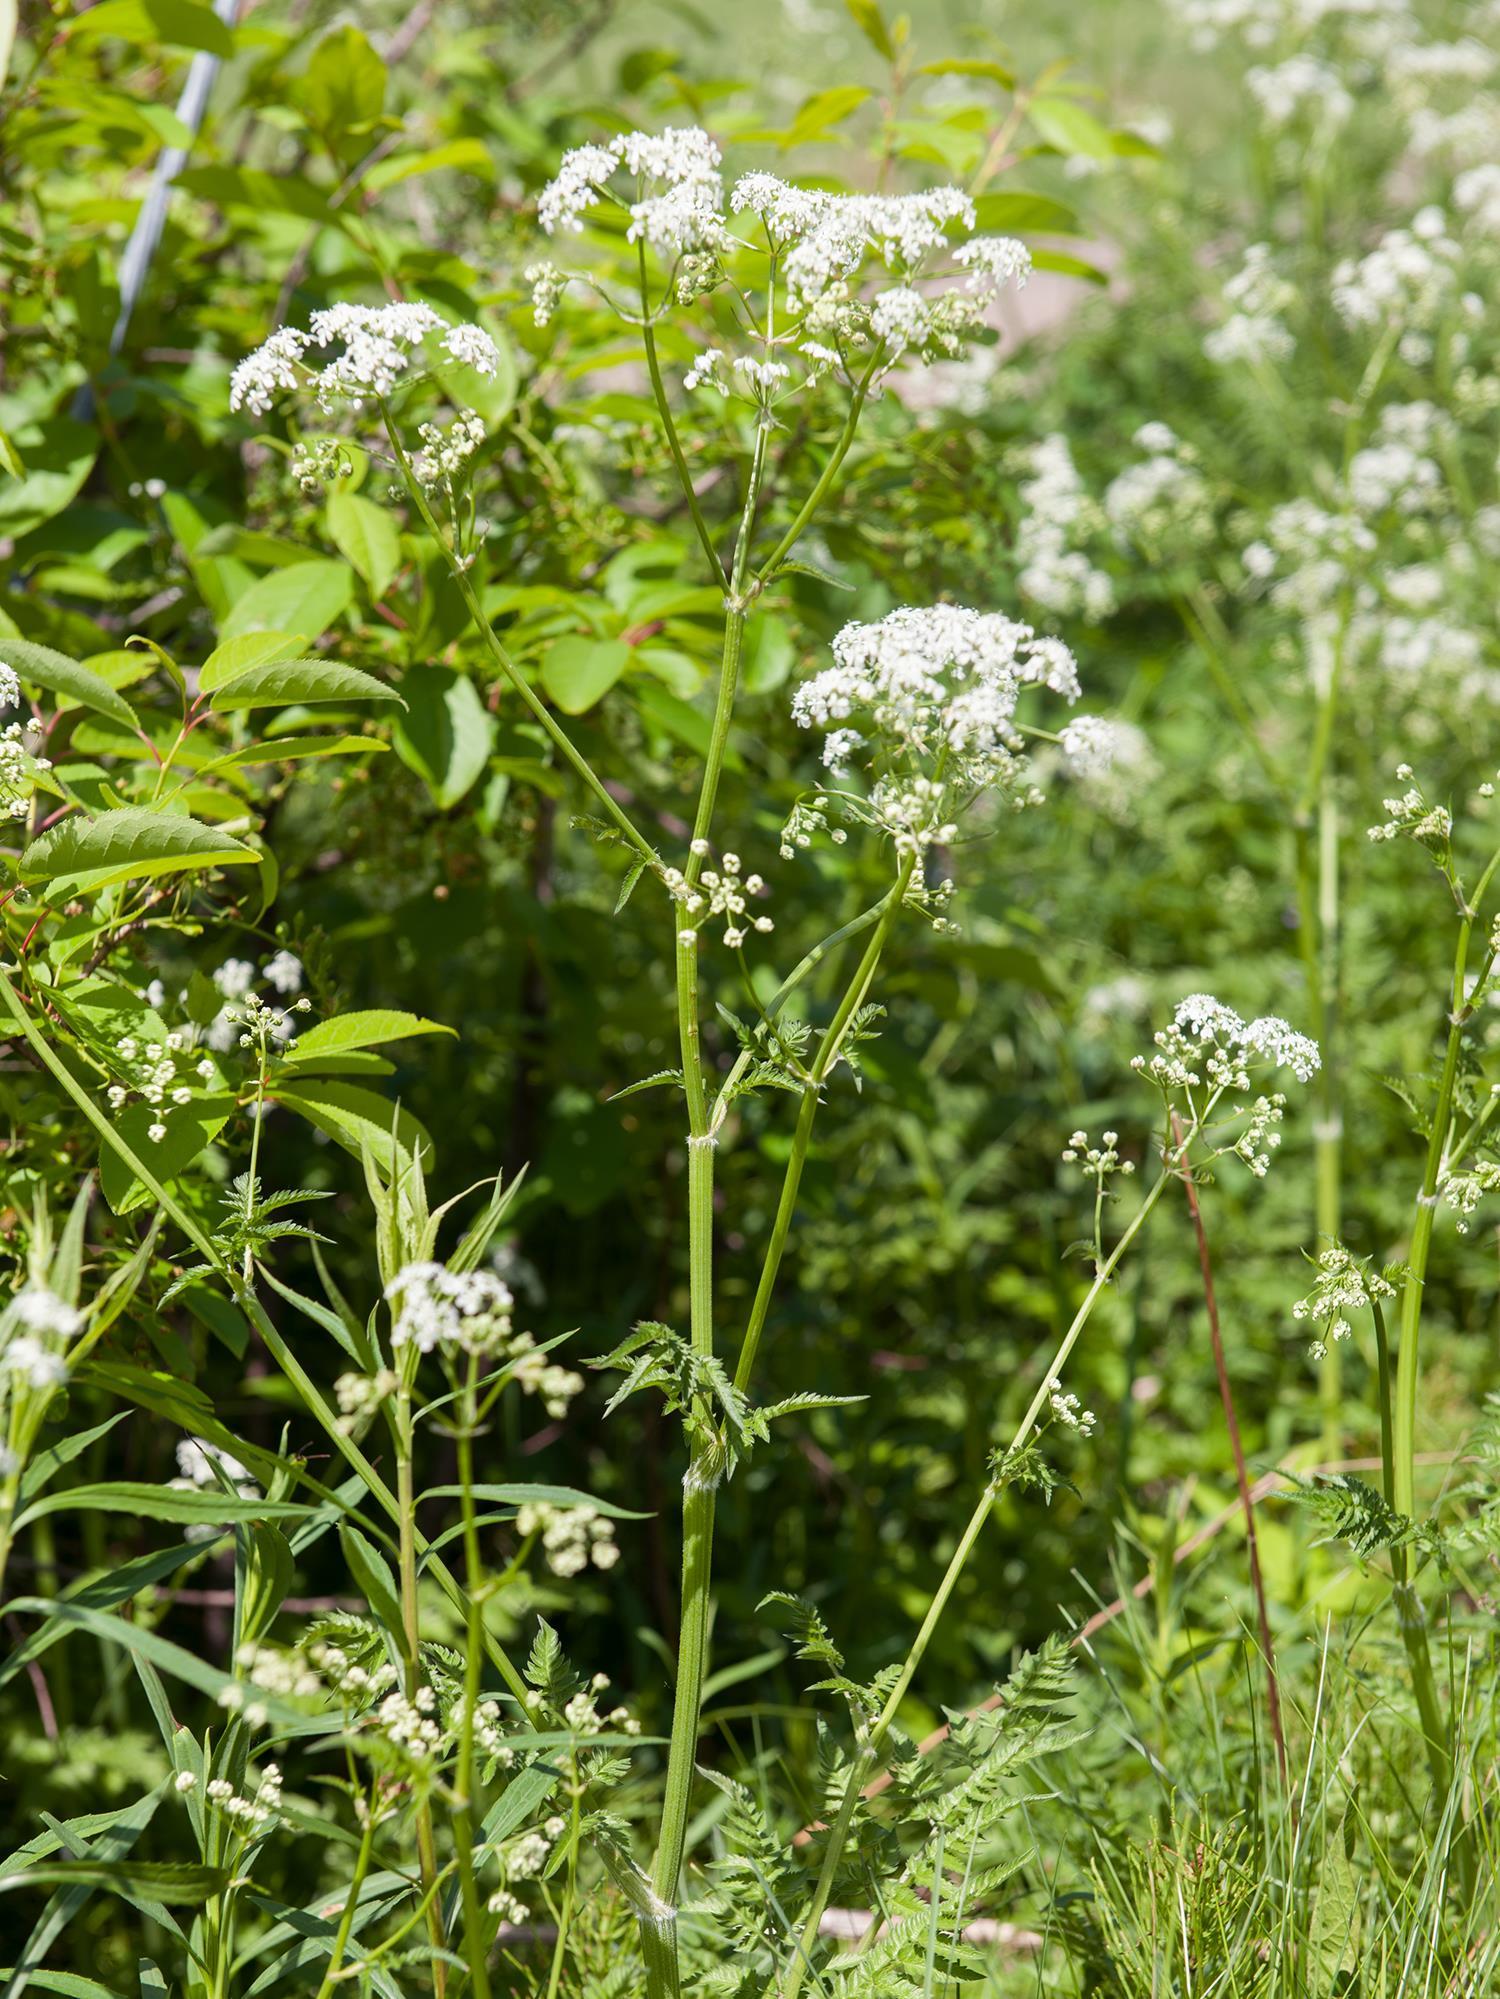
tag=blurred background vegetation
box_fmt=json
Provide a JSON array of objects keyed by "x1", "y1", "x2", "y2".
[{"x1": 4, "y1": 0, "x2": 1499, "y2": 1985}]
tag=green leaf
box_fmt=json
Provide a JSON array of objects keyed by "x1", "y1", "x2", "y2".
[
  {"x1": 973, "y1": 190, "x2": 1078, "y2": 235},
  {"x1": 844, "y1": 0, "x2": 894, "y2": 60},
  {"x1": 539, "y1": 636, "x2": 630, "y2": 715},
  {"x1": 100, "y1": 1097, "x2": 235, "y2": 1217},
  {"x1": 339, "y1": 1523, "x2": 404, "y2": 1634},
  {"x1": 918, "y1": 55, "x2": 1015, "y2": 87},
  {"x1": 1029, "y1": 246, "x2": 1108, "y2": 285},
  {"x1": 0, "y1": 418, "x2": 96, "y2": 536},
  {"x1": 269, "y1": 1077, "x2": 435, "y2": 1171},
  {"x1": 0, "y1": 638, "x2": 138, "y2": 729},
  {"x1": 220, "y1": 560, "x2": 355, "y2": 642},
  {"x1": 296, "y1": 23, "x2": 386, "y2": 139},
  {"x1": 282, "y1": 1009, "x2": 456, "y2": 1064},
  {"x1": 326, "y1": 489, "x2": 400, "y2": 600},
  {"x1": 423, "y1": 1483, "x2": 650, "y2": 1520},
  {"x1": 364, "y1": 138, "x2": 495, "y2": 191},
  {"x1": 199, "y1": 629, "x2": 303, "y2": 692},
  {"x1": 209, "y1": 657, "x2": 400, "y2": 712},
  {"x1": 392, "y1": 665, "x2": 495, "y2": 808},
  {"x1": 72, "y1": 0, "x2": 235, "y2": 54},
  {"x1": 20, "y1": 809, "x2": 258, "y2": 896},
  {"x1": 780, "y1": 84, "x2": 872, "y2": 149},
  {"x1": 1, "y1": 1862, "x2": 230, "y2": 1904},
  {"x1": 1028, "y1": 96, "x2": 1114, "y2": 160},
  {"x1": 14, "y1": 1482, "x2": 311, "y2": 1531}
]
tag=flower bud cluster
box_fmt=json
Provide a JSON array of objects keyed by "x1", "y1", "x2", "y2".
[
  {"x1": 333, "y1": 1367, "x2": 400, "y2": 1434},
  {"x1": 1061, "y1": 1128, "x2": 1136, "y2": 1184},
  {"x1": 665, "y1": 841, "x2": 774, "y2": 950},
  {"x1": 1292, "y1": 1244, "x2": 1396, "y2": 1358},
  {"x1": 516, "y1": 1499, "x2": 621, "y2": 1578},
  {"x1": 1, "y1": 716, "x2": 50, "y2": 823},
  {"x1": 1047, "y1": 1378, "x2": 1098, "y2": 1436},
  {"x1": 411, "y1": 411, "x2": 487, "y2": 495},
  {"x1": 1367, "y1": 765, "x2": 1453, "y2": 848},
  {"x1": 204, "y1": 1763, "x2": 282, "y2": 1832}
]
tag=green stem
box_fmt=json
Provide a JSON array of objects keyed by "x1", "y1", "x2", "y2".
[
  {"x1": 774, "y1": 1159, "x2": 1174, "y2": 1999},
  {"x1": 453, "y1": 1401, "x2": 493, "y2": 1999},
  {"x1": 639, "y1": 244, "x2": 727, "y2": 587},
  {"x1": 312, "y1": 1810, "x2": 376, "y2": 1999},
  {"x1": 752, "y1": 356, "x2": 880, "y2": 592},
  {"x1": 644, "y1": 367, "x2": 772, "y2": 1990},
  {"x1": 733, "y1": 858, "x2": 913, "y2": 1395},
  {"x1": 384, "y1": 411, "x2": 655, "y2": 864},
  {"x1": 396, "y1": 1396, "x2": 449, "y2": 1992},
  {"x1": 1388, "y1": 841, "x2": 1500, "y2": 1797}
]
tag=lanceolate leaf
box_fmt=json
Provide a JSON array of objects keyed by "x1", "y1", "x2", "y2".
[
  {"x1": 0, "y1": 1860, "x2": 230, "y2": 1904},
  {"x1": 209, "y1": 658, "x2": 402, "y2": 711},
  {"x1": 281, "y1": 1009, "x2": 456, "y2": 1065},
  {"x1": 13, "y1": 1481, "x2": 312, "y2": 1531},
  {"x1": 20, "y1": 808, "x2": 258, "y2": 894},
  {"x1": 0, "y1": 638, "x2": 138, "y2": 728}
]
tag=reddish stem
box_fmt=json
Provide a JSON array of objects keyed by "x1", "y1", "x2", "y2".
[{"x1": 1171, "y1": 1110, "x2": 1291, "y2": 1801}]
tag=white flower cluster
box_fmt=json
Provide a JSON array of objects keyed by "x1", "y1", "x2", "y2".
[
  {"x1": 790, "y1": 604, "x2": 1080, "y2": 858},
  {"x1": 1204, "y1": 243, "x2": 1297, "y2": 367},
  {"x1": 230, "y1": 304, "x2": 499, "y2": 417},
  {"x1": 536, "y1": 137, "x2": 1030, "y2": 387},
  {"x1": 1347, "y1": 402, "x2": 1450, "y2": 517},
  {"x1": 1103, "y1": 424, "x2": 1214, "y2": 550},
  {"x1": 1059, "y1": 715, "x2": 1160, "y2": 816},
  {"x1": 386, "y1": 1263, "x2": 517, "y2": 1355},
  {"x1": 1291, "y1": 1244, "x2": 1395, "y2": 1358},
  {"x1": 238, "y1": 1641, "x2": 325, "y2": 1701},
  {"x1": 2, "y1": 1285, "x2": 84, "y2": 1395},
  {"x1": 1455, "y1": 162, "x2": 1500, "y2": 236},
  {"x1": 370, "y1": 1685, "x2": 442, "y2": 1761},
  {"x1": 667, "y1": 840, "x2": 773, "y2": 951},
  {"x1": 516, "y1": 1499, "x2": 621, "y2": 1578},
  {"x1": 1014, "y1": 435, "x2": 1115, "y2": 622},
  {"x1": 203, "y1": 1763, "x2": 282, "y2": 1832},
  {"x1": 309, "y1": 1638, "x2": 400, "y2": 1708},
  {"x1": 540, "y1": 126, "x2": 727, "y2": 253},
  {"x1": 1331, "y1": 209, "x2": 1465, "y2": 333},
  {"x1": 173, "y1": 1436, "x2": 260, "y2": 1538},
  {"x1": 1134, "y1": 995, "x2": 1318, "y2": 1171},
  {"x1": 1245, "y1": 54, "x2": 1354, "y2": 131},
  {"x1": 411, "y1": 411, "x2": 487, "y2": 495},
  {"x1": 1440, "y1": 1159, "x2": 1500, "y2": 1233},
  {"x1": 1, "y1": 714, "x2": 50, "y2": 823},
  {"x1": 333, "y1": 1366, "x2": 400, "y2": 1435},
  {"x1": 1047, "y1": 1378, "x2": 1098, "y2": 1436},
  {"x1": 1367, "y1": 763, "x2": 1452, "y2": 847},
  {"x1": 385, "y1": 1263, "x2": 583, "y2": 1412}
]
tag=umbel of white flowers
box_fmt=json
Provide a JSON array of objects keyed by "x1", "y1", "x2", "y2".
[
  {"x1": 229, "y1": 303, "x2": 500, "y2": 418},
  {"x1": 530, "y1": 125, "x2": 1032, "y2": 388},
  {"x1": 786, "y1": 603, "x2": 1085, "y2": 860}
]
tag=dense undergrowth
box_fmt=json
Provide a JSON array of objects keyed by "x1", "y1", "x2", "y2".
[{"x1": 1, "y1": 0, "x2": 1499, "y2": 1991}]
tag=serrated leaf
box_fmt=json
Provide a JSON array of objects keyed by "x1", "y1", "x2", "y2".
[
  {"x1": 269, "y1": 1076, "x2": 434, "y2": 1172},
  {"x1": 0, "y1": 638, "x2": 138, "y2": 728},
  {"x1": 210, "y1": 658, "x2": 401, "y2": 711},
  {"x1": 20, "y1": 809, "x2": 257, "y2": 895},
  {"x1": 198, "y1": 629, "x2": 303, "y2": 692},
  {"x1": 607, "y1": 1068, "x2": 684, "y2": 1102},
  {"x1": 282, "y1": 1009, "x2": 456, "y2": 1065}
]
